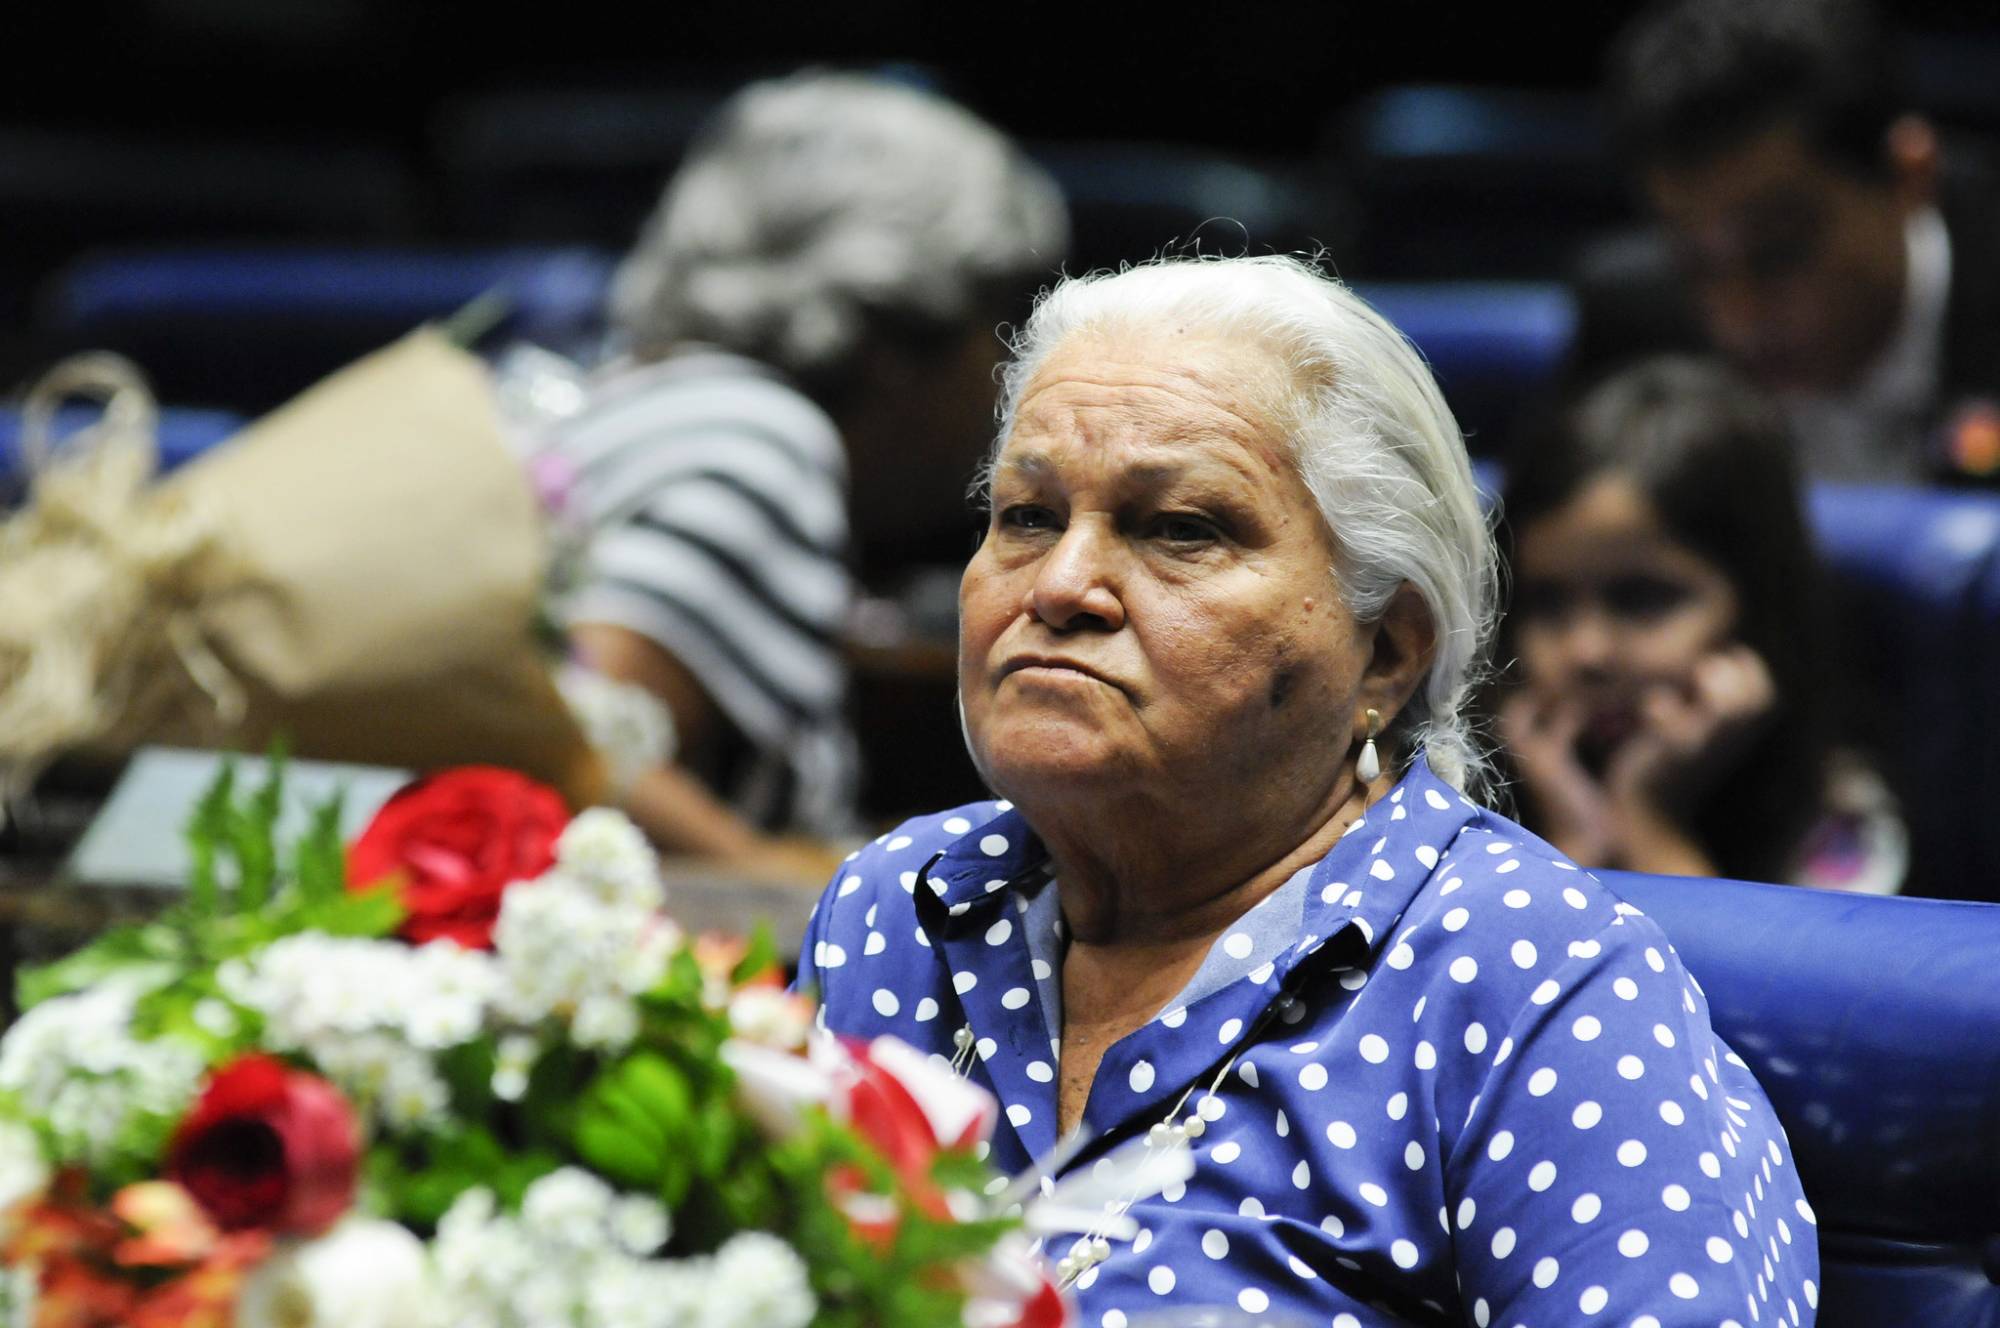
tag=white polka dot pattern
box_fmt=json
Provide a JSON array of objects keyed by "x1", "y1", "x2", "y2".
[{"x1": 793, "y1": 764, "x2": 1817, "y2": 1325}]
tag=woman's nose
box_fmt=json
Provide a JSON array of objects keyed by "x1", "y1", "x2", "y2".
[{"x1": 1026, "y1": 522, "x2": 1125, "y2": 632}]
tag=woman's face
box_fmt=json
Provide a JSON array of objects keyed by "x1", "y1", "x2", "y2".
[
  {"x1": 1512, "y1": 474, "x2": 1740, "y2": 765},
  {"x1": 957, "y1": 327, "x2": 1373, "y2": 811}
]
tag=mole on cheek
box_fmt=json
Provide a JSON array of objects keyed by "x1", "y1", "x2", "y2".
[{"x1": 1268, "y1": 663, "x2": 1300, "y2": 710}]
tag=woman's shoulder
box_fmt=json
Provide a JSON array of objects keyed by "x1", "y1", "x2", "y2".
[
  {"x1": 847, "y1": 800, "x2": 1020, "y2": 874},
  {"x1": 1376, "y1": 806, "x2": 1687, "y2": 1009},
  {"x1": 801, "y1": 799, "x2": 1019, "y2": 948},
  {"x1": 1405, "y1": 809, "x2": 1638, "y2": 938}
]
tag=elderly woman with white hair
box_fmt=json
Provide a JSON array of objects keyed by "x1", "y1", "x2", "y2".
[
  {"x1": 799, "y1": 255, "x2": 1818, "y2": 1325},
  {"x1": 551, "y1": 71, "x2": 1065, "y2": 865}
]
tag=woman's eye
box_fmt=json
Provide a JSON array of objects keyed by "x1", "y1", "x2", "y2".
[
  {"x1": 1151, "y1": 513, "x2": 1220, "y2": 544},
  {"x1": 998, "y1": 504, "x2": 1058, "y2": 532}
]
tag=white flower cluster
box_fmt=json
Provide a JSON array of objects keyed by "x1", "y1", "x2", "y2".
[
  {"x1": 553, "y1": 808, "x2": 666, "y2": 912},
  {"x1": 0, "y1": 983, "x2": 204, "y2": 1168},
  {"x1": 491, "y1": 810, "x2": 679, "y2": 1052},
  {"x1": 219, "y1": 937, "x2": 499, "y2": 1129},
  {"x1": 424, "y1": 1169, "x2": 811, "y2": 1328},
  {"x1": 237, "y1": 1217, "x2": 438, "y2": 1328},
  {"x1": 192, "y1": 806, "x2": 674, "y2": 1119},
  {"x1": 0, "y1": 1262, "x2": 33, "y2": 1328},
  {"x1": 233, "y1": 1169, "x2": 811, "y2": 1328},
  {"x1": 0, "y1": 1118, "x2": 47, "y2": 1219}
]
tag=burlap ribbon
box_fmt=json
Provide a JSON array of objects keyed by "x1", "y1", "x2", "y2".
[{"x1": 0, "y1": 354, "x2": 247, "y2": 807}]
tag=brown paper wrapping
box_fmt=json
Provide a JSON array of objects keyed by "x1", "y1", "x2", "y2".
[{"x1": 8, "y1": 332, "x2": 604, "y2": 807}]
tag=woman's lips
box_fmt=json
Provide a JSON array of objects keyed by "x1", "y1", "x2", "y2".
[{"x1": 999, "y1": 656, "x2": 1120, "y2": 690}]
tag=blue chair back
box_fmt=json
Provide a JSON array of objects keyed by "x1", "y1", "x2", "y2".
[
  {"x1": 1805, "y1": 486, "x2": 2000, "y2": 901},
  {"x1": 0, "y1": 405, "x2": 244, "y2": 508},
  {"x1": 1334, "y1": 85, "x2": 1631, "y2": 278},
  {"x1": 42, "y1": 247, "x2": 615, "y2": 411},
  {"x1": 1356, "y1": 282, "x2": 1575, "y2": 458},
  {"x1": 1606, "y1": 871, "x2": 2000, "y2": 1327}
]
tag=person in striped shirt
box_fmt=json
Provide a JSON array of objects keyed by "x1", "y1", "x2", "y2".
[{"x1": 547, "y1": 71, "x2": 1067, "y2": 873}]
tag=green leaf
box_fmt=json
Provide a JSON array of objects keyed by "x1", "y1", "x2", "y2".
[
  {"x1": 617, "y1": 1053, "x2": 693, "y2": 1129},
  {"x1": 239, "y1": 744, "x2": 286, "y2": 911},
  {"x1": 517, "y1": 1041, "x2": 587, "y2": 1147},
  {"x1": 185, "y1": 760, "x2": 236, "y2": 919},
  {"x1": 293, "y1": 788, "x2": 348, "y2": 903},
  {"x1": 435, "y1": 1040, "x2": 497, "y2": 1116},
  {"x1": 367, "y1": 1123, "x2": 557, "y2": 1232},
  {"x1": 17, "y1": 923, "x2": 187, "y2": 1009},
  {"x1": 291, "y1": 884, "x2": 404, "y2": 939},
  {"x1": 690, "y1": 1095, "x2": 736, "y2": 1179},
  {"x1": 574, "y1": 1115, "x2": 664, "y2": 1189}
]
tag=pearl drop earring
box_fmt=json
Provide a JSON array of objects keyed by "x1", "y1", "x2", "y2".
[{"x1": 1356, "y1": 708, "x2": 1382, "y2": 783}]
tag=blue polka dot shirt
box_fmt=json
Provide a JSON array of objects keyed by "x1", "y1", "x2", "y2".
[{"x1": 796, "y1": 758, "x2": 1820, "y2": 1327}]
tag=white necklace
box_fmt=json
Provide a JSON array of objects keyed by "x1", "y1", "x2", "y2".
[
  {"x1": 955, "y1": 937, "x2": 1314, "y2": 1288},
  {"x1": 1051, "y1": 1053, "x2": 1235, "y2": 1288}
]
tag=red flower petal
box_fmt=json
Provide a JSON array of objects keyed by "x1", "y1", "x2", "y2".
[
  {"x1": 346, "y1": 766, "x2": 568, "y2": 949},
  {"x1": 167, "y1": 1059, "x2": 359, "y2": 1238}
]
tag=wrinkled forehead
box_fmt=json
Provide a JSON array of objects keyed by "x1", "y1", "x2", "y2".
[{"x1": 998, "y1": 323, "x2": 1306, "y2": 469}]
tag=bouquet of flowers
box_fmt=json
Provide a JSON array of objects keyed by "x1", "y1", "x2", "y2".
[{"x1": 0, "y1": 763, "x2": 1070, "y2": 1327}]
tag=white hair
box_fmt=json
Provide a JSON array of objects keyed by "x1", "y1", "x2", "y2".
[
  {"x1": 610, "y1": 71, "x2": 1067, "y2": 387},
  {"x1": 985, "y1": 254, "x2": 1499, "y2": 794}
]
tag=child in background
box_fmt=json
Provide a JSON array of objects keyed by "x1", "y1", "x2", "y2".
[{"x1": 1501, "y1": 356, "x2": 1904, "y2": 891}]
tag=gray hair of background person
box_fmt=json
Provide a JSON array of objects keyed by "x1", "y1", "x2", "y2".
[
  {"x1": 610, "y1": 72, "x2": 1069, "y2": 391},
  {"x1": 981, "y1": 254, "x2": 1499, "y2": 792}
]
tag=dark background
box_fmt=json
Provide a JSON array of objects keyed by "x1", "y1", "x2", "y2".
[
  {"x1": 8, "y1": 0, "x2": 1997, "y2": 400},
  {"x1": 9, "y1": 2, "x2": 1637, "y2": 149},
  {"x1": 0, "y1": 1, "x2": 1986, "y2": 141}
]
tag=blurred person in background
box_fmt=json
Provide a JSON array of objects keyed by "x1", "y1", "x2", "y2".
[
  {"x1": 1501, "y1": 356, "x2": 1905, "y2": 892},
  {"x1": 544, "y1": 71, "x2": 1067, "y2": 871},
  {"x1": 1571, "y1": 0, "x2": 2000, "y2": 485}
]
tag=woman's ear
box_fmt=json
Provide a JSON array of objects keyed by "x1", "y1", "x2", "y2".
[{"x1": 1359, "y1": 583, "x2": 1438, "y2": 726}]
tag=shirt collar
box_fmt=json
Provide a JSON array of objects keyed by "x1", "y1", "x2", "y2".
[{"x1": 918, "y1": 758, "x2": 1480, "y2": 973}]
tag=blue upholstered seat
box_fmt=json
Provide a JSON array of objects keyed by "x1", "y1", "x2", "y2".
[
  {"x1": 52, "y1": 247, "x2": 612, "y2": 339},
  {"x1": 1334, "y1": 85, "x2": 1631, "y2": 279},
  {"x1": 1606, "y1": 871, "x2": 2000, "y2": 1326},
  {"x1": 0, "y1": 405, "x2": 243, "y2": 507},
  {"x1": 1804, "y1": 486, "x2": 2000, "y2": 901},
  {"x1": 42, "y1": 247, "x2": 614, "y2": 411},
  {"x1": 1356, "y1": 282, "x2": 1576, "y2": 457}
]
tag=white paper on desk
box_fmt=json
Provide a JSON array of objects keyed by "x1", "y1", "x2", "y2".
[{"x1": 64, "y1": 747, "x2": 410, "y2": 890}]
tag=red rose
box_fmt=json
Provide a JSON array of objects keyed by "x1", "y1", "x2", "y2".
[
  {"x1": 167, "y1": 1056, "x2": 359, "y2": 1237},
  {"x1": 347, "y1": 765, "x2": 570, "y2": 948}
]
